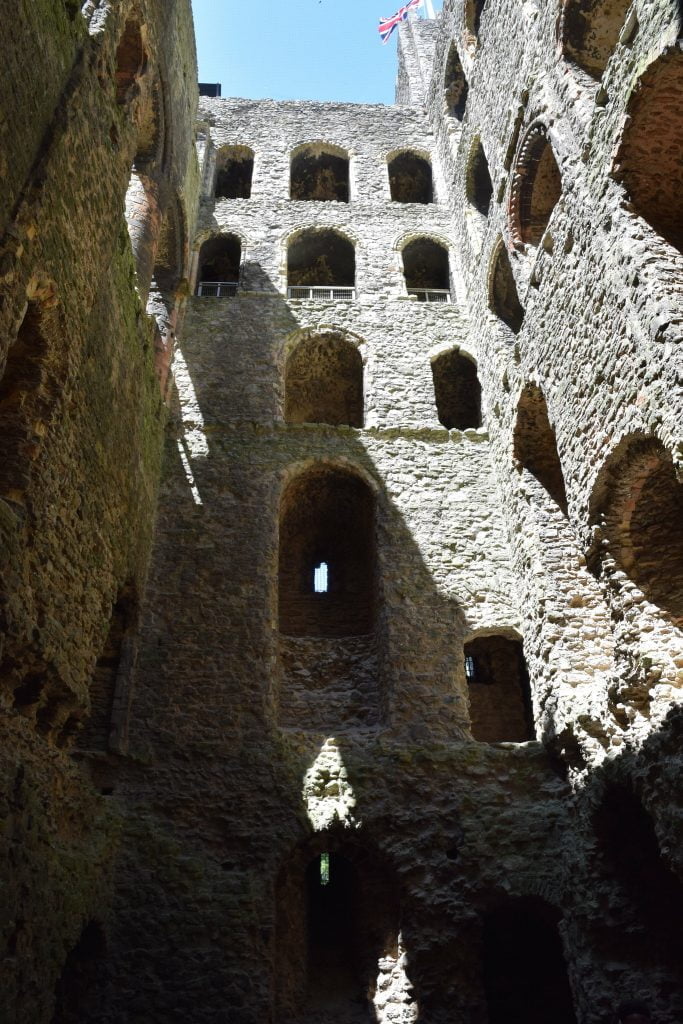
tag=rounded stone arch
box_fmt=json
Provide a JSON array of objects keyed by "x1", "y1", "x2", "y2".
[
  {"x1": 285, "y1": 225, "x2": 357, "y2": 288},
  {"x1": 289, "y1": 140, "x2": 351, "y2": 202},
  {"x1": 559, "y1": 0, "x2": 634, "y2": 80},
  {"x1": 430, "y1": 346, "x2": 482, "y2": 430},
  {"x1": 283, "y1": 329, "x2": 365, "y2": 428},
  {"x1": 386, "y1": 148, "x2": 434, "y2": 204},
  {"x1": 614, "y1": 48, "x2": 683, "y2": 255},
  {"x1": 396, "y1": 231, "x2": 452, "y2": 295},
  {"x1": 509, "y1": 122, "x2": 562, "y2": 247},
  {"x1": 588, "y1": 433, "x2": 683, "y2": 623},
  {"x1": 277, "y1": 459, "x2": 378, "y2": 637},
  {"x1": 488, "y1": 237, "x2": 525, "y2": 334}
]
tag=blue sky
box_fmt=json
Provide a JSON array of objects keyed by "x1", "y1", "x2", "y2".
[{"x1": 191, "y1": 0, "x2": 442, "y2": 105}]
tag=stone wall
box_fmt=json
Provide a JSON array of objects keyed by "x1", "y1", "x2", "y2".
[{"x1": 0, "y1": 2, "x2": 198, "y2": 1021}]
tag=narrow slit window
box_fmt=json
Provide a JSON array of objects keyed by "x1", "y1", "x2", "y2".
[
  {"x1": 465, "y1": 655, "x2": 477, "y2": 683},
  {"x1": 320, "y1": 852, "x2": 330, "y2": 886},
  {"x1": 313, "y1": 562, "x2": 328, "y2": 593}
]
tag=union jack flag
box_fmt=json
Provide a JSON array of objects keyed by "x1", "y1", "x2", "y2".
[{"x1": 378, "y1": 0, "x2": 423, "y2": 44}]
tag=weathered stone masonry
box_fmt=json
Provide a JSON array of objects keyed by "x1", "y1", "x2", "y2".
[{"x1": 0, "y1": 0, "x2": 681, "y2": 1022}]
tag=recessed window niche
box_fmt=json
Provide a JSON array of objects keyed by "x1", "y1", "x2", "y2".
[
  {"x1": 388, "y1": 151, "x2": 433, "y2": 204},
  {"x1": 214, "y1": 145, "x2": 254, "y2": 199},
  {"x1": 402, "y1": 237, "x2": 451, "y2": 301},
  {"x1": 465, "y1": 634, "x2": 534, "y2": 742},
  {"x1": 277, "y1": 465, "x2": 380, "y2": 731},
  {"x1": 444, "y1": 42, "x2": 469, "y2": 119},
  {"x1": 489, "y1": 240, "x2": 524, "y2": 333},
  {"x1": 513, "y1": 384, "x2": 568, "y2": 513},
  {"x1": 432, "y1": 350, "x2": 482, "y2": 430},
  {"x1": 561, "y1": 0, "x2": 633, "y2": 80},
  {"x1": 275, "y1": 842, "x2": 405, "y2": 1022},
  {"x1": 616, "y1": 52, "x2": 683, "y2": 255},
  {"x1": 287, "y1": 228, "x2": 356, "y2": 299},
  {"x1": 290, "y1": 143, "x2": 349, "y2": 201},
  {"x1": 284, "y1": 332, "x2": 363, "y2": 427}
]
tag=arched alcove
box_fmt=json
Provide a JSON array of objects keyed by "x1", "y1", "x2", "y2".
[
  {"x1": 561, "y1": 0, "x2": 632, "y2": 80},
  {"x1": 114, "y1": 19, "x2": 146, "y2": 105},
  {"x1": 76, "y1": 588, "x2": 137, "y2": 753},
  {"x1": 388, "y1": 151, "x2": 433, "y2": 203},
  {"x1": 616, "y1": 52, "x2": 683, "y2": 254},
  {"x1": 510, "y1": 125, "x2": 562, "y2": 246},
  {"x1": 214, "y1": 145, "x2": 254, "y2": 199},
  {"x1": 432, "y1": 350, "x2": 481, "y2": 430},
  {"x1": 290, "y1": 143, "x2": 349, "y2": 202},
  {"x1": 513, "y1": 384, "x2": 568, "y2": 513},
  {"x1": 489, "y1": 241, "x2": 525, "y2": 333},
  {"x1": 444, "y1": 43, "x2": 469, "y2": 120},
  {"x1": 465, "y1": 635, "x2": 534, "y2": 742},
  {"x1": 287, "y1": 228, "x2": 355, "y2": 298},
  {"x1": 467, "y1": 139, "x2": 493, "y2": 216},
  {"x1": 482, "y1": 899, "x2": 576, "y2": 1024},
  {"x1": 52, "y1": 921, "x2": 106, "y2": 1024},
  {"x1": 594, "y1": 783, "x2": 683, "y2": 962},
  {"x1": 285, "y1": 333, "x2": 363, "y2": 427},
  {"x1": 592, "y1": 437, "x2": 683, "y2": 622},
  {"x1": 278, "y1": 465, "x2": 375, "y2": 637},
  {"x1": 275, "y1": 841, "x2": 404, "y2": 1022},
  {"x1": 196, "y1": 234, "x2": 241, "y2": 296},
  {"x1": 402, "y1": 238, "x2": 450, "y2": 300}
]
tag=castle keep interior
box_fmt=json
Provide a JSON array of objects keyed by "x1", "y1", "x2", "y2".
[{"x1": 1, "y1": 1, "x2": 682, "y2": 1021}]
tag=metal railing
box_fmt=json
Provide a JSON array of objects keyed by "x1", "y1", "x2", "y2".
[
  {"x1": 287, "y1": 285, "x2": 356, "y2": 301},
  {"x1": 408, "y1": 288, "x2": 451, "y2": 303},
  {"x1": 196, "y1": 280, "x2": 239, "y2": 297}
]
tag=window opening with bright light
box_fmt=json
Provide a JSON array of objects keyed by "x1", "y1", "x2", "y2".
[
  {"x1": 320, "y1": 852, "x2": 330, "y2": 886},
  {"x1": 314, "y1": 562, "x2": 328, "y2": 593}
]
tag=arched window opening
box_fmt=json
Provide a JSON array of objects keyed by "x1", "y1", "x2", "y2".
[
  {"x1": 290, "y1": 144, "x2": 349, "y2": 202},
  {"x1": 467, "y1": 139, "x2": 493, "y2": 216},
  {"x1": 465, "y1": 635, "x2": 534, "y2": 742},
  {"x1": 287, "y1": 228, "x2": 355, "y2": 300},
  {"x1": 388, "y1": 151, "x2": 433, "y2": 204},
  {"x1": 76, "y1": 589, "x2": 136, "y2": 754},
  {"x1": 513, "y1": 385, "x2": 568, "y2": 513},
  {"x1": 275, "y1": 843, "x2": 405, "y2": 1022},
  {"x1": 465, "y1": 0, "x2": 486, "y2": 42},
  {"x1": 511, "y1": 125, "x2": 562, "y2": 246},
  {"x1": 285, "y1": 333, "x2": 363, "y2": 427},
  {"x1": 432, "y1": 350, "x2": 481, "y2": 430},
  {"x1": 489, "y1": 241, "x2": 525, "y2": 333},
  {"x1": 444, "y1": 43, "x2": 469, "y2": 119},
  {"x1": 115, "y1": 19, "x2": 146, "y2": 105},
  {"x1": 616, "y1": 53, "x2": 683, "y2": 254},
  {"x1": 196, "y1": 235, "x2": 241, "y2": 297},
  {"x1": 561, "y1": 0, "x2": 632, "y2": 80},
  {"x1": 593, "y1": 438, "x2": 683, "y2": 622},
  {"x1": 279, "y1": 466, "x2": 375, "y2": 638},
  {"x1": 402, "y1": 238, "x2": 450, "y2": 302},
  {"x1": 482, "y1": 900, "x2": 577, "y2": 1024},
  {"x1": 594, "y1": 783, "x2": 683, "y2": 964},
  {"x1": 52, "y1": 921, "x2": 106, "y2": 1024},
  {"x1": 214, "y1": 145, "x2": 254, "y2": 199}
]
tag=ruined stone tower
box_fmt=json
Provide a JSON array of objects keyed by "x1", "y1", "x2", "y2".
[{"x1": 1, "y1": 1, "x2": 682, "y2": 1022}]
